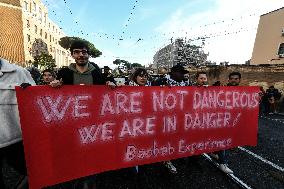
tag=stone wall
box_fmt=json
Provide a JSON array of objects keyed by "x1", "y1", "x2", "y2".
[{"x1": 187, "y1": 64, "x2": 284, "y2": 93}]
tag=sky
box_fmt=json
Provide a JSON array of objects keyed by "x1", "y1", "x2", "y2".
[{"x1": 44, "y1": 0, "x2": 284, "y2": 68}]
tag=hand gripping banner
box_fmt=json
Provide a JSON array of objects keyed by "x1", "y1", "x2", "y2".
[{"x1": 16, "y1": 85, "x2": 259, "y2": 188}]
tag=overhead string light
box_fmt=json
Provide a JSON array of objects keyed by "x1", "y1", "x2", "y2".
[
  {"x1": 142, "y1": 11, "x2": 261, "y2": 42},
  {"x1": 61, "y1": 0, "x2": 124, "y2": 40},
  {"x1": 118, "y1": 0, "x2": 140, "y2": 44},
  {"x1": 44, "y1": 0, "x2": 63, "y2": 30},
  {"x1": 61, "y1": 0, "x2": 88, "y2": 36}
]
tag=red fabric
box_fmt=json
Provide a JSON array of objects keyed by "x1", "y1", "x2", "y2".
[{"x1": 16, "y1": 85, "x2": 259, "y2": 189}]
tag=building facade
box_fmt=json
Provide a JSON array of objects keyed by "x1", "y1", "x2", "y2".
[
  {"x1": 251, "y1": 7, "x2": 284, "y2": 65},
  {"x1": 153, "y1": 38, "x2": 208, "y2": 70},
  {"x1": 0, "y1": 0, "x2": 72, "y2": 67}
]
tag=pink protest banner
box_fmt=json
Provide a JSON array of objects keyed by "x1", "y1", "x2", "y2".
[{"x1": 16, "y1": 85, "x2": 259, "y2": 188}]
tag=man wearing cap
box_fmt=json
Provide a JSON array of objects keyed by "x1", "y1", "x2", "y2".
[
  {"x1": 161, "y1": 64, "x2": 192, "y2": 86},
  {"x1": 152, "y1": 64, "x2": 191, "y2": 174}
]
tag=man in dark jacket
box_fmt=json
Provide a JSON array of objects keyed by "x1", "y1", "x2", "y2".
[
  {"x1": 50, "y1": 40, "x2": 105, "y2": 87},
  {"x1": 49, "y1": 40, "x2": 109, "y2": 188}
]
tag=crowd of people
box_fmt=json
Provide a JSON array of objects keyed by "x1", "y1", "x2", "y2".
[{"x1": 0, "y1": 39, "x2": 282, "y2": 189}]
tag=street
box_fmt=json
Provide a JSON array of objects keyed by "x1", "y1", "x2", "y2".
[{"x1": 3, "y1": 114, "x2": 284, "y2": 189}]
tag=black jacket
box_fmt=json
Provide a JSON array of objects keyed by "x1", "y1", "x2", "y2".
[{"x1": 57, "y1": 62, "x2": 105, "y2": 85}]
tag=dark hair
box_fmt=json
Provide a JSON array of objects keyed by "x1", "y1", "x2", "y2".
[
  {"x1": 213, "y1": 81, "x2": 221, "y2": 86},
  {"x1": 132, "y1": 68, "x2": 148, "y2": 84},
  {"x1": 70, "y1": 40, "x2": 90, "y2": 54},
  {"x1": 195, "y1": 71, "x2": 207, "y2": 79},
  {"x1": 228, "y1": 72, "x2": 241, "y2": 79},
  {"x1": 42, "y1": 69, "x2": 56, "y2": 78}
]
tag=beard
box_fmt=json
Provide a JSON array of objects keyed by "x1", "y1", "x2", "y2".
[{"x1": 76, "y1": 57, "x2": 89, "y2": 67}]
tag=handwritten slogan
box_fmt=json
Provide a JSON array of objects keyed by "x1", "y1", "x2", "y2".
[{"x1": 16, "y1": 85, "x2": 259, "y2": 189}]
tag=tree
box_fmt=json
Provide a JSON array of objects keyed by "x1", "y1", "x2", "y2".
[
  {"x1": 32, "y1": 39, "x2": 48, "y2": 57},
  {"x1": 113, "y1": 59, "x2": 143, "y2": 69},
  {"x1": 132, "y1": 63, "x2": 143, "y2": 68},
  {"x1": 59, "y1": 36, "x2": 102, "y2": 58},
  {"x1": 113, "y1": 59, "x2": 121, "y2": 65},
  {"x1": 33, "y1": 53, "x2": 56, "y2": 70}
]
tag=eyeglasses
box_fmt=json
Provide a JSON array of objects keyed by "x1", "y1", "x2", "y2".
[{"x1": 73, "y1": 50, "x2": 88, "y2": 55}]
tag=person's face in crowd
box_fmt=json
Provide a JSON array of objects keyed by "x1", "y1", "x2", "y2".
[
  {"x1": 104, "y1": 68, "x2": 110, "y2": 74},
  {"x1": 171, "y1": 71, "x2": 184, "y2": 82},
  {"x1": 72, "y1": 48, "x2": 89, "y2": 67},
  {"x1": 196, "y1": 74, "x2": 207, "y2": 86},
  {"x1": 43, "y1": 71, "x2": 55, "y2": 84},
  {"x1": 184, "y1": 74, "x2": 189, "y2": 80},
  {"x1": 159, "y1": 68, "x2": 167, "y2": 75},
  {"x1": 136, "y1": 73, "x2": 148, "y2": 86},
  {"x1": 228, "y1": 75, "x2": 241, "y2": 86}
]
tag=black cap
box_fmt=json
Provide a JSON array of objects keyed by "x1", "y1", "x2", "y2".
[
  {"x1": 170, "y1": 64, "x2": 189, "y2": 74},
  {"x1": 104, "y1": 66, "x2": 110, "y2": 69}
]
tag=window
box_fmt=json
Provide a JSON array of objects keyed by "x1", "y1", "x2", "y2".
[
  {"x1": 50, "y1": 35, "x2": 52, "y2": 42},
  {"x1": 34, "y1": 25, "x2": 37, "y2": 33},
  {"x1": 39, "y1": 8, "x2": 42, "y2": 22},
  {"x1": 27, "y1": 34, "x2": 30, "y2": 42},
  {"x1": 45, "y1": 32, "x2": 47, "y2": 39},
  {"x1": 27, "y1": 20, "x2": 30, "y2": 28},
  {"x1": 40, "y1": 29, "x2": 42, "y2": 36},
  {"x1": 278, "y1": 43, "x2": 284, "y2": 57},
  {"x1": 44, "y1": 13, "x2": 47, "y2": 24},
  {"x1": 23, "y1": 1, "x2": 28, "y2": 11},
  {"x1": 33, "y1": 1, "x2": 36, "y2": 13}
]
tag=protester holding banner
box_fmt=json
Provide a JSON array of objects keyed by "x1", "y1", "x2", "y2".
[
  {"x1": 151, "y1": 64, "x2": 192, "y2": 174},
  {"x1": 128, "y1": 68, "x2": 150, "y2": 86},
  {"x1": 127, "y1": 67, "x2": 150, "y2": 173},
  {"x1": 154, "y1": 64, "x2": 192, "y2": 87},
  {"x1": 209, "y1": 72, "x2": 243, "y2": 174},
  {"x1": 0, "y1": 58, "x2": 35, "y2": 189},
  {"x1": 48, "y1": 40, "x2": 107, "y2": 188},
  {"x1": 40, "y1": 69, "x2": 56, "y2": 85},
  {"x1": 227, "y1": 72, "x2": 242, "y2": 86},
  {"x1": 50, "y1": 40, "x2": 105, "y2": 87},
  {"x1": 193, "y1": 71, "x2": 208, "y2": 87}
]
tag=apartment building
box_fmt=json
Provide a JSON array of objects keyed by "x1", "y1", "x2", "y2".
[
  {"x1": 153, "y1": 38, "x2": 208, "y2": 70},
  {"x1": 251, "y1": 7, "x2": 284, "y2": 65},
  {"x1": 0, "y1": 0, "x2": 72, "y2": 67}
]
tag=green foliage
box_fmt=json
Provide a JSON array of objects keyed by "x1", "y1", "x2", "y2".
[
  {"x1": 112, "y1": 59, "x2": 143, "y2": 69},
  {"x1": 33, "y1": 53, "x2": 56, "y2": 70},
  {"x1": 113, "y1": 59, "x2": 121, "y2": 65},
  {"x1": 132, "y1": 63, "x2": 143, "y2": 68},
  {"x1": 59, "y1": 36, "x2": 102, "y2": 58}
]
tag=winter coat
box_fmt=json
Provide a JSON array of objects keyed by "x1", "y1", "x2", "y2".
[
  {"x1": 57, "y1": 62, "x2": 105, "y2": 85},
  {"x1": 0, "y1": 58, "x2": 35, "y2": 148}
]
